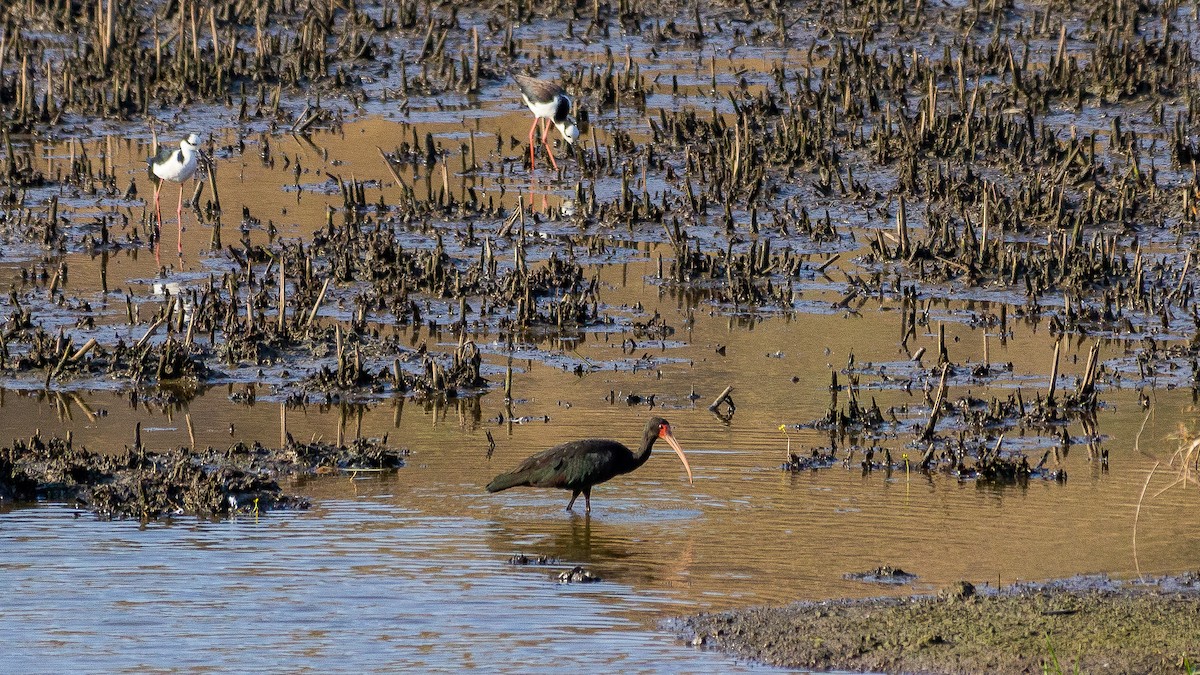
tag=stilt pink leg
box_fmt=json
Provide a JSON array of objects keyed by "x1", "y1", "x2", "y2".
[
  {"x1": 528, "y1": 118, "x2": 539, "y2": 170},
  {"x1": 541, "y1": 118, "x2": 560, "y2": 171},
  {"x1": 152, "y1": 185, "x2": 163, "y2": 251},
  {"x1": 176, "y1": 185, "x2": 185, "y2": 253}
]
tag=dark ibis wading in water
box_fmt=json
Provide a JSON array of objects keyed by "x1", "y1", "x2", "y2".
[{"x1": 486, "y1": 417, "x2": 693, "y2": 513}]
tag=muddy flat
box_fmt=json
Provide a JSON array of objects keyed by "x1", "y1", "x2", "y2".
[{"x1": 678, "y1": 575, "x2": 1200, "y2": 674}]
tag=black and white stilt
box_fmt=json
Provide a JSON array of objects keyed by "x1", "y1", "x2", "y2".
[
  {"x1": 147, "y1": 133, "x2": 202, "y2": 253},
  {"x1": 513, "y1": 74, "x2": 579, "y2": 171}
]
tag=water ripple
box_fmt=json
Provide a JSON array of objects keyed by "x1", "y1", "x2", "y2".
[{"x1": 0, "y1": 503, "x2": 770, "y2": 673}]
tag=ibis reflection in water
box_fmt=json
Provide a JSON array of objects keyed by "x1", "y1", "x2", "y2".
[{"x1": 486, "y1": 417, "x2": 693, "y2": 513}]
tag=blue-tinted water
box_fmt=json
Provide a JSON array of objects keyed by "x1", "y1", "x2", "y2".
[{"x1": 0, "y1": 500, "x2": 769, "y2": 672}]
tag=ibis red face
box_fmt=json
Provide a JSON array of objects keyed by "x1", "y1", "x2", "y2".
[{"x1": 658, "y1": 422, "x2": 693, "y2": 484}]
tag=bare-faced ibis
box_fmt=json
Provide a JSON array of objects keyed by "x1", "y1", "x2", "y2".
[{"x1": 486, "y1": 417, "x2": 693, "y2": 512}]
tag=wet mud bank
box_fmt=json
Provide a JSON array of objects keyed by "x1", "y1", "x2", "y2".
[
  {"x1": 0, "y1": 432, "x2": 404, "y2": 520},
  {"x1": 676, "y1": 575, "x2": 1200, "y2": 673}
]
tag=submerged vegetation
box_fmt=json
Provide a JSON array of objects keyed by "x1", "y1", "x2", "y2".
[
  {"x1": 0, "y1": 430, "x2": 404, "y2": 519},
  {"x1": 0, "y1": 0, "x2": 1195, "y2": 511}
]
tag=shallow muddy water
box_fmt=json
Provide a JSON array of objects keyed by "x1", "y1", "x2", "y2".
[
  {"x1": 2, "y1": 276, "x2": 1199, "y2": 669},
  {"x1": 4, "y1": 119, "x2": 1200, "y2": 667},
  {"x1": 1, "y1": 501, "x2": 769, "y2": 672},
  {"x1": 6, "y1": 0, "x2": 1200, "y2": 667}
]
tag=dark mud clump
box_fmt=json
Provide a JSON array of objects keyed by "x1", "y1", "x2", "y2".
[
  {"x1": 844, "y1": 565, "x2": 917, "y2": 585},
  {"x1": 0, "y1": 432, "x2": 404, "y2": 520},
  {"x1": 677, "y1": 576, "x2": 1200, "y2": 673},
  {"x1": 557, "y1": 565, "x2": 601, "y2": 584}
]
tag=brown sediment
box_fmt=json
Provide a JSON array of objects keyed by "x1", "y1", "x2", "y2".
[{"x1": 677, "y1": 575, "x2": 1200, "y2": 673}]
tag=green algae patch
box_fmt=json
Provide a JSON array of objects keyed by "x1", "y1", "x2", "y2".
[{"x1": 677, "y1": 576, "x2": 1200, "y2": 674}]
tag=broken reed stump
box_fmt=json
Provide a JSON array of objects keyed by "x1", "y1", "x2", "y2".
[
  {"x1": 920, "y1": 363, "x2": 950, "y2": 442},
  {"x1": 1076, "y1": 341, "x2": 1101, "y2": 406},
  {"x1": 1047, "y1": 339, "x2": 1062, "y2": 406},
  {"x1": 709, "y1": 385, "x2": 735, "y2": 418}
]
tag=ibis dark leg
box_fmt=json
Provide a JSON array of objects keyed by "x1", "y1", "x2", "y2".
[
  {"x1": 566, "y1": 490, "x2": 581, "y2": 511},
  {"x1": 583, "y1": 487, "x2": 591, "y2": 513}
]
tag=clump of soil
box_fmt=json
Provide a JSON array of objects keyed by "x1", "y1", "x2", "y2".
[
  {"x1": 844, "y1": 565, "x2": 917, "y2": 585},
  {"x1": 558, "y1": 566, "x2": 602, "y2": 584},
  {"x1": 0, "y1": 432, "x2": 404, "y2": 520},
  {"x1": 676, "y1": 576, "x2": 1200, "y2": 673}
]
